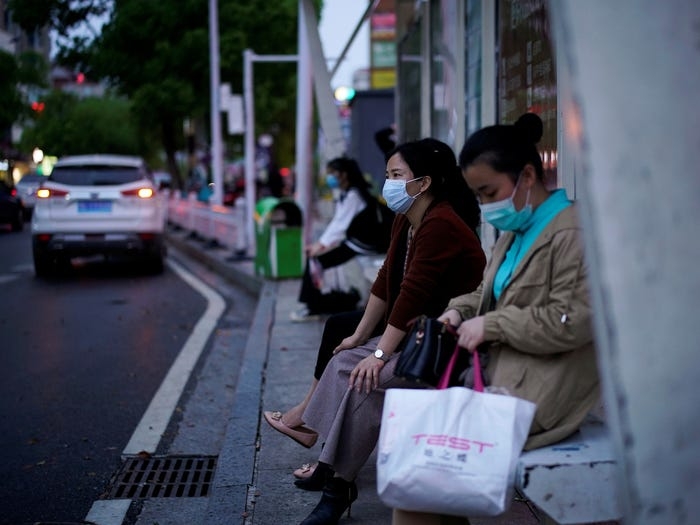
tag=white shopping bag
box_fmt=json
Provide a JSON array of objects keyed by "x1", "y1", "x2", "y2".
[{"x1": 377, "y1": 351, "x2": 536, "y2": 517}]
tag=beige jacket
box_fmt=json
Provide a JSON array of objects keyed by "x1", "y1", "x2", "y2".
[{"x1": 446, "y1": 205, "x2": 599, "y2": 450}]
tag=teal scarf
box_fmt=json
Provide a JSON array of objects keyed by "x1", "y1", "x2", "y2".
[{"x1": 493, "y1": 189, "x2": 572, "y2": 301}]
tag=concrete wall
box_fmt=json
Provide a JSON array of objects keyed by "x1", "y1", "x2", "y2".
[{"x1": 549, "y1": 2, "x2": 700, "y2": 523}]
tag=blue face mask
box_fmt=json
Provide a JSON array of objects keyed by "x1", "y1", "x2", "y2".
[
  {"x1": 382, "y1": 177, "x2": 424, "y2": 214},
  {"x1": 325, "y1": 173, "x2": 340, "y2": 189},
  {"x1": 480, "y1": 177, "x2": 532, "y2": 231}
]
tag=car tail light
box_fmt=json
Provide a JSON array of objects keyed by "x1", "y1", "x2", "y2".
[
  {"x1": 121, "y1": 187, "x2": 154, "y2": 199},
  {"x1": 36, "y1": 233, "x2": 52, "y2": 242},
  {"x1": 10, "y1": 188, "x2": 18, "y2": 197},
  {"x1": 139, "y1": 233, "x2": 156, "y2": 240},
  {"x1": 36, "y1": 188, "x2": 69, "y2": 198}
]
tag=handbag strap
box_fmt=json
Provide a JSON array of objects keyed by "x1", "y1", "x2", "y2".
[{"x1": 436, "y1": 344, "x2": 485, "y2": 393}]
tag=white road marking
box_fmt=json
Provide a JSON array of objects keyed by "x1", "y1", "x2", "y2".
[
  {"x1": 84, "y1": 499, "x2": 131, "y2": 525},
  {"x1": 122, "y1": 258, "x2": 226, "y2": 455}
]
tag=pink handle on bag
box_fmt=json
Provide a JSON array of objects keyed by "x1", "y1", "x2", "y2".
[{"x1": 436, "y1": 344, "x2": 484, "y2": 392}]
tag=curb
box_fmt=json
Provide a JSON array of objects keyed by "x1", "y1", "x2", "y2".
[{"x1": 203, "y1": 281, "x2": 278, "y2": 524}]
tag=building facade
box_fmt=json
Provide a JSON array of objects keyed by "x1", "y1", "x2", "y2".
[{"x1": 392, "y1": 0, "x2": 570, "y2": 196}]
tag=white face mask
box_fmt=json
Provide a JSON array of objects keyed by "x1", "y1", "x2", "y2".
[{"x1": 382, "y1": 177, "x2": 424, "y2": 214}]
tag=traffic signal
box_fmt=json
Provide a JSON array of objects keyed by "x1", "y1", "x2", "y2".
[
  {"x1": 334, "y1": 86, "x2": 356, "y2": 103},
  {"x1": 31, "y1": 101, "x2": 45, "y2": 113}
]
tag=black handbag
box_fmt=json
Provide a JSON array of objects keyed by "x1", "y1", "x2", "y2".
[{"x1": 394, "y1": 315, "x2": 458, "y2": 387}]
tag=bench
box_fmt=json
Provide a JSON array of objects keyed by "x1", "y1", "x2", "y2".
[{"x1": 515, "y1": 419, "x2": 622, "y2": 524}]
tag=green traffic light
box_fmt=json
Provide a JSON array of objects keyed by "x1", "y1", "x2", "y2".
[{"x1": 334, "y1": 86, "x2": 356, "y2": 102}]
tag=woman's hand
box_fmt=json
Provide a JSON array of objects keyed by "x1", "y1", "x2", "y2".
[
  {"x1": 437, "y1": 309, "x2": 462, "y2": 328},
  {"x1": 306, "y1": 242, "x2": 326, "y2": 257},
  {"x1": 349, "y1": 355, "x2": 385, "y2": 393},
  {"x1": 332, "y1": 333, "x2": 366, "y2": 355},
  {"x1": 456, "y1": 315, "x2": 486, "y2": 351}
]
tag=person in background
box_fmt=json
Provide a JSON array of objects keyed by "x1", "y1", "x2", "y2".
[
  {"x1": 267, "y1": 138, "x2": 485, "y2": 525},
  {"x1": 392, "y1": 113, "x2": 600, "y2": 524},
  {"x1": 374, "y1": 123, "x2": 397, "y2": 156},
  {"x1": 291, "y1": 157, "x2": 376, "y2": 322}
]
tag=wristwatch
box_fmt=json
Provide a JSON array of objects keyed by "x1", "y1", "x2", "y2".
[{"x1": 374, "y1": 348, "x2": 390, "y2": 362}]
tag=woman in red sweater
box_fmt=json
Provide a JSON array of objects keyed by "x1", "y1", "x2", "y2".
[{"x1": 267, "y1": 138, "x2": 487, "y2": 525}]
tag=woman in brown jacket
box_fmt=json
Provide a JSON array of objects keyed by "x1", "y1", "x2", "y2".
[
  {"x1": 393, "y1": 115, "x2": 600, "y2": 525},
  {"x1": 284, "y1": 139, "x2": 486, "y2": 525}
]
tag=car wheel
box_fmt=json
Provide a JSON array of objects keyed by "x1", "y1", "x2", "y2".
[
  {"x1": 11, "y1": 208, "x2": 24, "y2": 232},
  {"x1": 33, "y1": 249, "x2": 54, "y2": 278},
  {"x1": 144, "y1": 253, "x2": 164, "y2": 274}
]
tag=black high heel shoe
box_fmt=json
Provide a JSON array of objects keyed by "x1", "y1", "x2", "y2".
[
  {"x1": 294, "y1": 462, "x2": 334, "y2": 491},
  {"x1": 299, "y1": 477, "x2": 358, "y2": 525}
]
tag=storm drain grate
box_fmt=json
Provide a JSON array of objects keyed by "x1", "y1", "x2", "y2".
[{"x1": 108, "y1": 455, "x2": 218, "y2": 499}]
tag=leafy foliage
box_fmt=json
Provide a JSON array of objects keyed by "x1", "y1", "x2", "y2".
[
  {"x1": 8, "y1": 0, "x2": 324, "y2": 171},
  {"x1": 0, "y1": 52, "x2": 26, "y2": 132},
  {"x1": 19, "y1": 92, "x2": 146, "y2": 158},
  {"x1": 0, "y1": 50, "x2": 49, "y2": 134},
  {"x1": 7, "y1": 0, "x2": 110, "y2": 36}
]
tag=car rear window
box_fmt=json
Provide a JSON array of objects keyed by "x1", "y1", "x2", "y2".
[
  {"x1": 18, "y1": 174, "x2": 45, "y2": 184},
  {"x1": 50, "y1": 165, "x2": 144, "y2": 186}
]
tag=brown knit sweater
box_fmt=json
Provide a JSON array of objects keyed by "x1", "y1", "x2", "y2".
[{"x1": 370, "y1": 200, "x2": 486, "y2": 331}]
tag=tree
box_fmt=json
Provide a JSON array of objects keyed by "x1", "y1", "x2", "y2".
[
  {"x1": 0, "y1": 52, "x2": 26, "y2": 135},
  {"x1": 8, "y1": 0, "x2": 323, "y2": 179},
  {"x1": 0, "y1": 50, "x2": 49, "y2": 154},
  {"x1": 92, "y1": 0, "x2": 322, "y2": 179},
  {"x1": 19, "y1": 91, "x2": 148, "y2": 158}
]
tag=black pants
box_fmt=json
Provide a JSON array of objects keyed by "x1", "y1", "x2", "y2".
[
  {"x1": 313, "y1": 310, "x2": 384, "y2": 380},
  {"x1": 298, "y1": 243, "x2": 363, "y2": 314}
]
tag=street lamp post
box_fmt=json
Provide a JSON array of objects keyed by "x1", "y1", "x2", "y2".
[{"x1": 209, "y1": 0, "x2": 223, "y2": 206}]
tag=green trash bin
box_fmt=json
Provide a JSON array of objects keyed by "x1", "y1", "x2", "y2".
[{"x1": 254, "y1": 197, "x2": 304, "y2": 278}]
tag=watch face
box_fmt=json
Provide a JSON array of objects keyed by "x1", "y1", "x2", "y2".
[{"x1": 374, "y1": 349, "x2": 385, "y2": 360}]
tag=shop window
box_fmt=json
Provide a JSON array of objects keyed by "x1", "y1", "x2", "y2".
[
  {"x1": 497, "y1": 0, "x2": 558, "y2": 188},
  {"x1": 397, "y1": 20, "x2": 422, "y2": 141}
]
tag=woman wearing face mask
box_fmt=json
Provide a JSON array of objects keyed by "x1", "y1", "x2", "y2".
[
  {"x1": 291, "y1": 157, "x2": 380, "y2": 322},
  {"x1": 263, "y1": 138, "x2": 485, "y2": 524},
  {"x1": 392, "y1": 114, "x2": 600, "y2": 525}
]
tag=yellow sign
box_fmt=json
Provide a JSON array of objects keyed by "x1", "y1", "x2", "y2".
[{"x1": 371, "y1": 69, "x2": 396, "y2": 89}]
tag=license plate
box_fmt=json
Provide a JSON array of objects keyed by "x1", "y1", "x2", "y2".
[{"x1": 78, "y1": 200, "x2": 112, "y2": 213}]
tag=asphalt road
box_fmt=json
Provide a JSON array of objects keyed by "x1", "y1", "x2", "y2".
[{"x1": 0, "y1": 227, "x2": 253, "y2": 524}]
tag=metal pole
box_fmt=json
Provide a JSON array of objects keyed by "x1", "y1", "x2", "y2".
[
  {"x1": 208, "y1": 0, "x2": 223, "y2": 206},
  {"x1": 329, "y1": 0, "x2": 379, "y2": 80},
  {"x1": 296, "y1": 0, "x2": 314, "y2": 246},
  {"x1": 243, "y1": 49, "x2": 256, "y2": 256}
]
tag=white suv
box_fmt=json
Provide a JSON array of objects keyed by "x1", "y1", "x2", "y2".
[{"x1": 31, "y1": 154, "x2": 167, "y2": 277}]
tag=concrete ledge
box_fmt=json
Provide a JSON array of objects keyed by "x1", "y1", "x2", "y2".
[{"x1": 516, "y1": 421, "x2": 622, "y2": 524}]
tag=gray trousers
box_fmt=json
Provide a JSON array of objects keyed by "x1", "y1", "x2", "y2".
[{"x1": 303, "y1": 336, "x2": 424, "y2": 480}]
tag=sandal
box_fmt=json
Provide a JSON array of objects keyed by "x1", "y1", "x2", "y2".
[{"x1": 263, "y1": 411, "x2": 319, "y2": 449}]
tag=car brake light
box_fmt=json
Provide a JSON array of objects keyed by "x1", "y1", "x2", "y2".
[
  {"x1": 121, "y1": 187, "x2": 154, "y2": 199},
  {"x1": 37, "y1": 234, "x2": 52, "y2": 242},
  {"x1": 36, "y1": 188, "x2": 69, "y2": 198},
  {"x1": 10, "y1": 188, "x2": 17, "y2": 197}
]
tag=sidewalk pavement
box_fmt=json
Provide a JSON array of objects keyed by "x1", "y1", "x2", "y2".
[{"x1": 165, "y1": 228, "x2": 542, "y2": 525}]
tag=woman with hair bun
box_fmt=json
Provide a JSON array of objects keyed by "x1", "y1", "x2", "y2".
[{"x1": 392, "y1": 114, "x2": 600, "y2": 524}]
